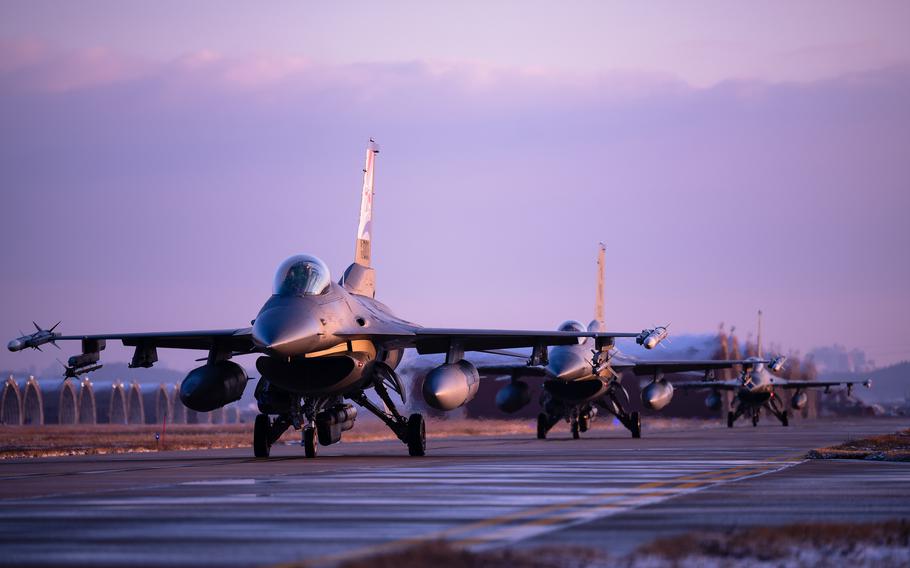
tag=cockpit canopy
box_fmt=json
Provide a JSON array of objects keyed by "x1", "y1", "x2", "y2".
[
  {"x1": 558, "y1": 320, "x2": 587, "y2": 344},
  {"x1": 273, "y1": 255, "x2": 331, "y2": 296},
  {"x1": 558, "y1": 320, "x2": 586, "y2": 333}
]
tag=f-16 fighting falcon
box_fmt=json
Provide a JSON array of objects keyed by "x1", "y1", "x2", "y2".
[
  {"x1": 672, "y1": 311, "x2": 871, "y2": 427},
  {"x1": 7, "y1": 141, "x2": 668, "y2": 458},
  {"x1": 474, "y1": 243, "x2": 770, "y2": 440}
]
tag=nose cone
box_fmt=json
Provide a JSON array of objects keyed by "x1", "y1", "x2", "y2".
[
  {"x1": 644, "y1": 336, "x2": 659, "y2": 349},
  {"x1": 7, "y1": 339, "x2": 23, "y2": 352},
  {"x1": 547, "y1": 348, "x2": 589, "y2": 381},
  {"x1": 252, "y1": 307, "x2": 322, "y2": 357}
]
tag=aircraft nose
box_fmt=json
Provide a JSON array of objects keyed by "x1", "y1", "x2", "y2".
[
  {"x1": 252, "y1": 308, "x2": 322, "y2": 356},
  {"x1": 547, "y1": 349, "x2": 589, "y2": 381}
]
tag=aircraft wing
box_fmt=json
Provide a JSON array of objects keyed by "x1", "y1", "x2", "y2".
[
  {"x1": 355, "y1": 328, "x2": 646, "y2": 354},
  {"x1": 611, "y1": 359, "x2": 763, "y2": 376},
  {"x1": 52, "y1": 328, "x2": 254, "y2": 352},
  {"x1": 776, "y1": 379, "x2": 872, "y2": 390},
  {"x1": 475, "y1": 364, "x2": 552, "y2": 378},
  {"x1": 669, "y1": 380, "x2": 740, "y2": 391}
]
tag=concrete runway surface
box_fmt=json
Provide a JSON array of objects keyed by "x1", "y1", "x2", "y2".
[{"x1": 0, "y1": 417, "x2": 908, "y2": 567}]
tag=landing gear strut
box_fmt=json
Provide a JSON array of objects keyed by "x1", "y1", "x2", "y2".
[
  {"x1": 766, "y1": 397, "x2": 789, "y2": 427},
  {"x1": 537, "y1": 413, "x2": 555, "y2": 439},
  {"x1": 350, "y1": 377, "x2": 426, "y2": 456},
  {"x1": 597, "y1": 388, "x2": 642, "y2": 438},
  {"x1": 570, "y1": 420, "x2": 581, "y2": 439}
]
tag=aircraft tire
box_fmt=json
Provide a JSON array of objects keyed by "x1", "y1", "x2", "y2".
[
  {"x1": 536, "y1": 413, "x2": 549, "y2": 439},
  {"x1": 303, "y1": 427, "x2": 318, "y2": 458},
  {"x1": 752, "y1": 414, "x2": 759, "y2": 427},
  {"x1": 406, "y1": 413, "x2": 426, "y2": 456},
  {"x1": 253, "y1": 414, "x2": 271, "y2": 458},
  {"x1": 571, "y1": 421, "x2": 580, "y2": 439},
  {"x1": 579, "y1": 416, "x2": 590, "y2": 432},
  {"x1": 630, "y1": 411, "x2": 642, "y2": 439},
  {"x1": 781, "y1": 412, "x2": 789, "y2": 427},
  {"x1": 727, "y1": 411, "x2": 735, "y2": 428}
]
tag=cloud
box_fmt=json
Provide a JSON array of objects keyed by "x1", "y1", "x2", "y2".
[{"x1": 1, "y1": 40, "x2": 909, "y2": 372}]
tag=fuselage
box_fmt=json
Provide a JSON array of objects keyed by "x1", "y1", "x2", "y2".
[
  {"x1": 735, "y1": 362, "x2": 777, "y2": 405},
  {"x1": 541, "y1": 321, "x2": 610, "y2": 405},
  {"x1": 250, "y1": 256, "x2": 409, "y2": 396}
]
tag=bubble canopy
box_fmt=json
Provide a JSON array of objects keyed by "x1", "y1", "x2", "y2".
[{"x1": 272, "y1": 255, "x2": 332, "y2": 296}]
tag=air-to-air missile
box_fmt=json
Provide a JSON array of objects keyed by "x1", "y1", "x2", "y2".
[
  {"x1": 636, "y1": 326, "x2": 669, "y2": 350},
  {"x1": 7, "y1": 322, "x2": 61, "y2": 352}
]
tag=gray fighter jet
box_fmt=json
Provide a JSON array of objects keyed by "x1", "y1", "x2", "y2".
[
  {"x1": 672, "y1": 311, "x2": 871, "y2": 427},
  {"x1": 7, "y1": 141, "x2": 668, "y2": 458},
  {"x1": 476, "y1": 244, "x2": 770, "y2": 439}
]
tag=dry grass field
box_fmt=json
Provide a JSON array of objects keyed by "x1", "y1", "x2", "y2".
[
  {"x1": 808, "y1": 428, "x2": 910, "y2": 461},
  {"x1": 336, "y1": 521, "x2": 910, "y2": 568}
]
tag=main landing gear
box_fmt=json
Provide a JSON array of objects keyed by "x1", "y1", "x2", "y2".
[
  {"x1": 596, "y1": 388, "x2": 641, "y2": 438},
  {"x1": 253, "y1": 413, "x2": 292, "y2": 458},
  {"x1": 765, "y1": 396, "x2": 789, "y2": 427},
  {"x1": 253, "y1": 363, "x2": 426, "y2": 459},
  {"x1": 350, "y1": 372, "x2": 426, "y2": 457}
]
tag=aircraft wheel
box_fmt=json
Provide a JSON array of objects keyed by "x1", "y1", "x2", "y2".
[
  {"x1": 571, "y1": 420, "x2": 581, "y2": 439},
  {"x1": 579, "y1": 416, "x2": 590, "y2": 432},
  {"x1": 630, "y1": 411, "x2": 642, "y2": 439},
  {"x1": 406, "y1": 413, "x2": 426, "y2": 457},
  {"x1": 781, "y1": 412, "x2": 789, "y2": 427},
  {"x1": 253, "y1": 414, "x2": 271, "y2": 458},
  {"x1": 727, "y1": 411, "x2": 735, "y2": 428},
  {"x1": 536, "y1": 413, "x2": 549, "y2": 440},
  {"x1": 752, "y1": 414, "x2": 759, "y2": 427},
  {"x1": 303, "y1": 427, "x2": 318, "y2": 458}
]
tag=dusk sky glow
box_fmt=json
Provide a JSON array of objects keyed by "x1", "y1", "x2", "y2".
[{"x1": 1, "y1": 1, "x2": 909, "y2": 373}]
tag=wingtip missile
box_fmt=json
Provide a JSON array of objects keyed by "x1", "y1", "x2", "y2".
[{"x1": 7, "y1": 323, "x2": 62, "y2": 352}]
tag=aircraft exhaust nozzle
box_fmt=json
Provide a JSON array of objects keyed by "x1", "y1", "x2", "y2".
[
  {"x1": 641, "y1": 379, "x2": 674, "y2": 410},
  {"x1": 422, "y1": 361, "x2": 479, "y2": 411}
]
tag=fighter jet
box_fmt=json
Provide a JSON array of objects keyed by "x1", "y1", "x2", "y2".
[
  {"x1": 7, "y1": 141, "x2": 668, "y2": 458},
  {"x1": 476, "y1": 244, "x2": 770, "y2": 439},
  {"x1": 672, "y1": 311, "x2": 871, "y2": 427}
]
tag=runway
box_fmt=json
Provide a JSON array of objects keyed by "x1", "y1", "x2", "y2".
[{"x1": 1, "y1": 417, "x2": 908, "y2": 567}]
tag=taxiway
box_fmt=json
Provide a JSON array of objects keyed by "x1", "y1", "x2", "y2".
[{"x1": 0, "y1": 417, "x2": 907, "y2": 567}]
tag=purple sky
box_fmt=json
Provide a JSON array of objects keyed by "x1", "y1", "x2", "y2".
[{"x1": 1, "y1": 2, "x2": 909, "y2": 373}]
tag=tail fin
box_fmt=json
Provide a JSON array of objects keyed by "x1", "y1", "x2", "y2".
[
  {"x1": 355, "y1": 139, "x2": 379, "y2": 267},
  {"x1": 756, "y1": 309, "x2": 763, "y2": 358},
  {"x1": 595, "y1": 243, "x2": 605, "y2": 328},
  {"x1": 342, "y1": 139, "x2": 380, "y2": 297}
]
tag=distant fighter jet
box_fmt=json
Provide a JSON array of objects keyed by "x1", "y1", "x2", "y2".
[
  {"x1": 476, "y1": 244, "x2": 768, "y2": 439},
  {"x1": 672, "y1": 311, "x2": 871, "y2": 427},
  {"x1": 7, "y1": 141, "x2": 667, "y2": 458}
]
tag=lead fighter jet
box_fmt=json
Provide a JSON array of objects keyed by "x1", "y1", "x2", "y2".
[{"x1": 8, "y1": 141, "x2": 668, "y2": 458}]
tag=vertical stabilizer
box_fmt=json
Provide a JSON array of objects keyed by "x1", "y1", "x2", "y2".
[
  {"x1": 342, "y1": 140, "x2": 380, "y2": 297},
  {"x1": 595, "y1": 243, "x2": 605, "y2": 328},
  {"x1": 355, "y1": 139, "x2": 379, "y2": 267},
  {"x1": 756, "y1": 309, "x2": 763, "y2": 358}
]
